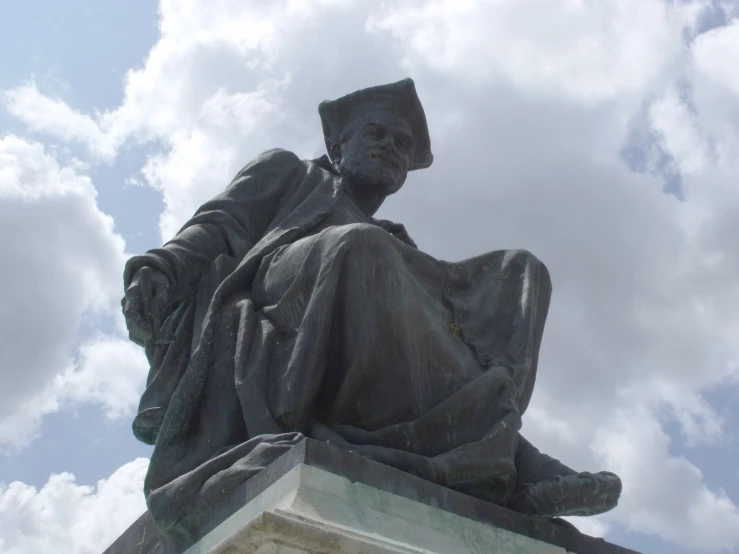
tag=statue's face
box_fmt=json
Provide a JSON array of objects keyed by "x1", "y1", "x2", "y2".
[{"x1": 335, "y1": 110, "x2": 414, "y2": 196}]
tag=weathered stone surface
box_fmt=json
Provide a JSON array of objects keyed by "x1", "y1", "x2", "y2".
[{"x1": 103, "y1": 439, "x2": 639, "y2": 554}]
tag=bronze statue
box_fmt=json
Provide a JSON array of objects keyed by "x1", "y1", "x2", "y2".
[{"x1": 122, "y1": 78, "x2": 621, "y2": 543}]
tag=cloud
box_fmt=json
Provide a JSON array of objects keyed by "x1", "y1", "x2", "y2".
[
  {"x1": 4, "y1": 0, "x2": 739, "y2": 550},
  {"x1": 0, "y1": 137, "x2": 146, "y2": 449},
  {"x1": 693, "y1": 19, "x2": 739, "y2": 97},
  {"x1": 59, "y1": 335, "x2": 150, "y2": 421},
  {"x1": 3, "y1": 84, "x2": 116, "y2": 160},
  {"x1": 0, "y1": 458, "x2": 148, "y2": 554},
  {"x1": 369, "y1": 0, "x2": 692, "y2": 105},
  {"x1": 596, "y1": 402, "x2": 739, "y2": 551}
]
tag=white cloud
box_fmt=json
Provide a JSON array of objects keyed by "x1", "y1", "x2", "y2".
[
  {"x1": 59, "y1": 336, "x2": 150, "y2": 421},
  {"x1": 4, "y1": 0, "x2": 739, "y2": 550},
  {"x1": 595, "y1": 403, "x2": 739, "y2": 551},
  {"x1": 3, "y1": 84, "x2": 116, "y2": 160},
  {"x1": 368, "y1": 0, "x2": 687, "y2": 106},
  {"x1": 0, "y1": 458, "x2": 148, "y2": 554},
  {"x1": 0, "y1": 388, "x2": 62, "y2": 453},
  {"x1": 649, "y1": 86, "x2": 711, "y2": 175},
  {"x1": 693, "y1": 19, "x2": 739, "y2": 96},
  {"x1": 0, "y1": 137, "x2": 146, "y2": 449},
  {"x1": 657, "y1": 380, "x2": 725, "y2": 446}
]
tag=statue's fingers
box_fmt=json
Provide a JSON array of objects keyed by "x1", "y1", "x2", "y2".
[
  {"x1": 125, "y1": 309, "x2": 149, "y2": 337},
  {"x1": 128, "y1": 331, "x2": 146, "y2": 348},
  {"x1": 121, "y1": 294, "x2": 137, "y2": 321},
  {"x1": 126, "y1": 319, "x2": 150, "y2": 345},
  {"x1": 138, "y1": 267, "x2": 153, "y2": 321},
  {"x1": 123, "y1": 293, "x2": 152, "y2": 341}
]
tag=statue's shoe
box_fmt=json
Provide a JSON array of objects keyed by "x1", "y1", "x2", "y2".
[{"x1": 506, "y1": 471, "x2": 622, "y2": 517}]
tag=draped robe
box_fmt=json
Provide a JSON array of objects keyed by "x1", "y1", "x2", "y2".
[{"x1": 124, "y1": 149, "x2": 553, "y2": 547}]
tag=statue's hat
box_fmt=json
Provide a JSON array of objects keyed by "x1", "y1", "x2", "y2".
[{"x1": 318, "y1": 78, "x2": 433, "y2": 171}]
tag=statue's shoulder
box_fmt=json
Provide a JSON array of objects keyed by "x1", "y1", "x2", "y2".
[
  {"x1": 219, "y1": 150, "x2": 308, "y2": 202},
  {"x1": 255, "y1": 148, "x2": 303, "y2": 164},
  {"x1": 235, "y1": 148, "x2": 305, "y2": 176}
]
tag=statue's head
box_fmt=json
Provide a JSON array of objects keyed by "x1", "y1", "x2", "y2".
[
  {"x1": 332, "y1": 110, "x2": 414, "y2": 194},
  {"x1": 319, "y1": 78, "x2": 433, "y2": 196}
]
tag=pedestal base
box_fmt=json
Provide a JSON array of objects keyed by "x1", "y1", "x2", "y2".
[
  {"x1": 103, "y1": 439, "x2": 639, "y2": 554},
  {"x1": 189, "y1": 463, "x2": 580, "y2": 553}
]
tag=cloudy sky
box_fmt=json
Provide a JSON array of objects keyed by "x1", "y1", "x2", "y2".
[{"x1": 1, "y1": 1, "x2": 739, "y2": 553}]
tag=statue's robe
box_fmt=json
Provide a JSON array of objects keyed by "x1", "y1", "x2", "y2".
[{"x1": 124, "y1": 149, "x2": 553, "y2": 545}]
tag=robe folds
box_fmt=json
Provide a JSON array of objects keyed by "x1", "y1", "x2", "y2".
[{"x1": 124, "y1": 149, "x2": 552, "y2": 546}]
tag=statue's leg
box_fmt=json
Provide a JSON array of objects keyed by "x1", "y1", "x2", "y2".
[{"x1": 506, "y1": 434, "x2": 622, "y2": 517}]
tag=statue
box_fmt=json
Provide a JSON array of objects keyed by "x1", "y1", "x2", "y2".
[{"x1": 122, "y1": 78, "x2": 622, "y2": 544}]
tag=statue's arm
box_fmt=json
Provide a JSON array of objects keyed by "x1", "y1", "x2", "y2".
[{"x1": 124, "y1": 149, "x2": 303, "y2": 303}]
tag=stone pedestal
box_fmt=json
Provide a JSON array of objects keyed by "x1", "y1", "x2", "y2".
[{"x1": 103, "y1": 439, "x2": 639, "y2": 554}]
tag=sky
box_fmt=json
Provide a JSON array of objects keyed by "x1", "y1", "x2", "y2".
[{"x1": 0, "y1": 1, "x2": 738, "y2": 553}]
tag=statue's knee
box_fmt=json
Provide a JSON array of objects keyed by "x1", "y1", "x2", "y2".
[
  {"x1": 501, "y1": 250, "x2": 551, "y2": 296},
  {"x1": 507, "y1": 249, "x2": 537, "y2": 264},
  {"x1": 333, "y1": 223, "x2": 393, "y2": 254},
  {"x1": 323, "y1": 224, "x2": 400, "y2": 286},
  {"x1": 505, "y1": 249, "x2": 547, "y2": 274},
  {"x1": 343, "y1": 222, "x2": 388, "y2": 242}
]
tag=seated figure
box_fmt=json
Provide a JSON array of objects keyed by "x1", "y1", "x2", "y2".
[{"x1": 122, "y1": 78, "x2": 621, "y2": 545}]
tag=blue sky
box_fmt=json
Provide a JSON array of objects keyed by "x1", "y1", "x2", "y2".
[
  {"x1": 1, "y1": 2, "x2": 739, "y2": 553},
  {"x1": 0, "y1": 1, "x2": 158, "y2": 490}
]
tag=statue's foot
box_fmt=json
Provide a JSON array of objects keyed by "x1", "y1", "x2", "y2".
[{"x1": 507, "y1": 471, "x2": 622, "y2": 517}]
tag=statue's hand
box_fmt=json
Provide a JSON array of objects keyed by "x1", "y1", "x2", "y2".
[
  {"x1": 373, "y1": 219, "x2": 418, "y2": 249},
  {"x1": 122, "y1": 266, "x2": 170, "y2": 346}
]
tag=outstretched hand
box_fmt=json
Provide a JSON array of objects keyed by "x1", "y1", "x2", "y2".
[
  {"x1": 122, "y1": 266, "x2": 170, "y2": 346},
  {"x1": 374, "y1": 219, "x2": 418, "y2": 249}
]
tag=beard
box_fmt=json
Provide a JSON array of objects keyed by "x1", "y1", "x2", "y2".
[{"x1": 338, "y1": 155, "x2": 406, "y2": 196}]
